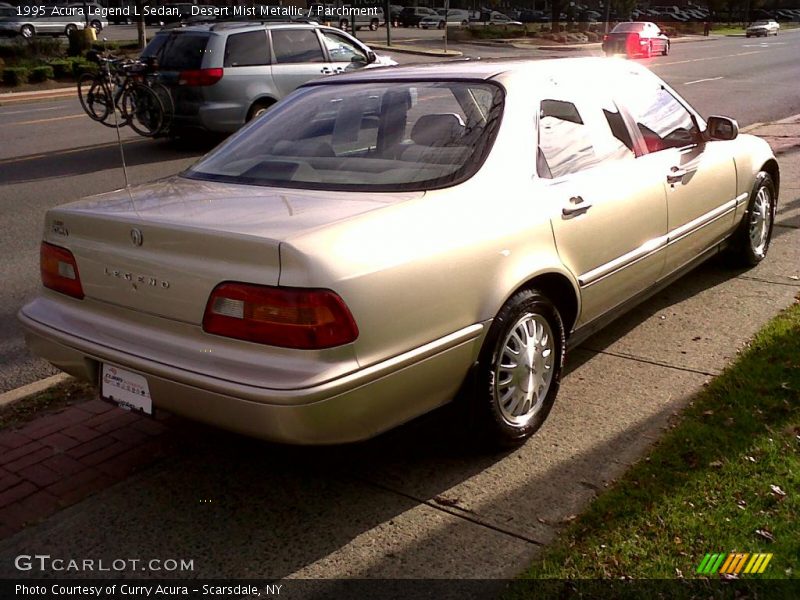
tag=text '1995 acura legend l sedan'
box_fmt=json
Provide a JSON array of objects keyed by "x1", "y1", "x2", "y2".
[{"x1": 19, "y1": 59, "x2": 778, "y2": 447}]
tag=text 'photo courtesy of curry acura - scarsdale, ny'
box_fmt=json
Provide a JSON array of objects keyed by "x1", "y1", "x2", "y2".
[{"x1": 0, "y1": 1, "x2": 798, "y2": 599}]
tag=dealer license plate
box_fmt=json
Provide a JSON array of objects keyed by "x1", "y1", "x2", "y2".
[{"x1": 100, "y1": 363, "x2": 153, "y2": 415}]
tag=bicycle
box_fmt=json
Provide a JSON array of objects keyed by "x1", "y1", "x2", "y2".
[{"x1": 78, "y1": 53, "x2": 173, "y2": 137}]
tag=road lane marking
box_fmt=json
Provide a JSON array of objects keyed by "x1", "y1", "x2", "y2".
[
  {"x1": 0, "y1": 105, "x2": 65, "y2": 116},
  {"x1": 656, "y1": 50, "x2": 764, "y2": 67},
  {"x1": 0, "y1": 137, "x2": 146, "y2": 165},
  {"x1": 9, "y1": 114, "x2": 86, "y2": 126},
  {"x1": 685, "y1": 76, "x2": 724, "y2": 85}
]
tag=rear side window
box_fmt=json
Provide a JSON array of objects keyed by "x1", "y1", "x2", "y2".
[
  {"x1": 224, "y1": 31, "x2": 269, "y2": 67},
  {"x1": 271, "y1": 29, "x2": 324, "y2": 64},
  {"x1": 145, "y1": 33, "x2": 210, "y2": 70}
]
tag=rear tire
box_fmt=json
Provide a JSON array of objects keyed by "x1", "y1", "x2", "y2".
[
  {"x1": 65, "y1": 24, "x2": 78, "y2": 36},
  {"x1": 91, "y1": 20, "x2": 102, "y2": 31},
  {"x1": 471, "y1": 289, "x2": 565, "y2": 448},
  {"x1": 663, "y1": 41, "x2": 670, "y2": 55},
  {"x1": 370, "y1": 19, "x2": 379, "y2": 31},
  {"x1": 727, "y1": 171, "x2": 776, "y2": 267},
  {"x1": 20, "y1": 24, "x2": 35, "y2": 38},
  {"x1": 247, "y1": 100, "x2": 274, "y2": 122},
  {"x1": 122, "y1": 84, "x2": 164, "y2": 137},
  {"x1": 339, "y1": 19, "x2": 349, "y2": 30}
]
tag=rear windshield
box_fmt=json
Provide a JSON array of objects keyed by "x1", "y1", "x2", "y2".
[
  {"x1": 612, "y1": 23, "x2": 646, "y2": 32},
  {"x1": 141, "y1": 32, "x2": 210, "y2": 70},
  {"x1": 185, "y1": 81, "x2": 504, "y2": 192}
]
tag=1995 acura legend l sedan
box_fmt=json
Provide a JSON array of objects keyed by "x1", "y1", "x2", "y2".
[{"x1": 20, "y1": 59, "x2": 778, "y2": 446}]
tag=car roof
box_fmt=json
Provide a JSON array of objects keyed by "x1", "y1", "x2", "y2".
[
  {"x1": 303, "y1": 57, "x2": 629, "y2": 85},
  {"x1": 160, "y1": 21, "x2": 323, "y2": 34}
]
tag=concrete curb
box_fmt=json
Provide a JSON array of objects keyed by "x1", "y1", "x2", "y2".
[
  {"x1": 370, "y1": 44, "x2": 462, "y2": 57},
  {"x1": 0, "y1": 87, "x2": 75, "y2": 106},
  {"x1": 0, "y1": 374, "x2": 70, "y2": 408}
]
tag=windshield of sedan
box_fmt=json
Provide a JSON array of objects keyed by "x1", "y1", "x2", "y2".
[{"x1": 185, "y1": 81, "x2": 504, "y2": 192}]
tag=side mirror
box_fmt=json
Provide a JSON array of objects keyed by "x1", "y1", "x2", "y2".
[
  {"x1": 366, "y1": 50, "x2": 377, "y2": 63},
  {"x1": 706, "y1": 115, "x2": 739, "y2": 141}
]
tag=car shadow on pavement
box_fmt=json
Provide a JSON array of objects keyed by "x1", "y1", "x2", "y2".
[{"x1": 0, "y1": 138, "x2": 217, "y2": 186}]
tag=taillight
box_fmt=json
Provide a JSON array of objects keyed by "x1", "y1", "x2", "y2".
[
  {"x1": 203, "y1": 283, "x2": 359, "y2": 349},
  {"x1": 627, "y1": 33, "x2": 640, "y2": 53},
  {"x1": 40, "y1": 242, "x2": 84, "y2": 299},
  {"x1": 178, "y1": 68, "x2": 223, "y2": 86}
]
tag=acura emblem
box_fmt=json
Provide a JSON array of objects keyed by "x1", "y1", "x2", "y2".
[{"x1": 130, "y1": 228, "x2": 143, "y2": 247}]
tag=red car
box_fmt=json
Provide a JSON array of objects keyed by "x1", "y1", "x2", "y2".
[{"x1": 603, "y1": 21, "x2": 670, "y2": 58}]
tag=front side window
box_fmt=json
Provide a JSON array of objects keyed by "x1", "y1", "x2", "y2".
[
  {"x1": 185, "y1": 81, "x2": 504, "y2": 192},
  {"x1": 271, "y1": 29, "x2": 324, "y2": 64},
  {"x1": 619, "y1": 73, "x2": 700, "y2": 153},
  {"x1": 224, "y1": 31, "x2": 269, "y2": 67},
  {"x1": 320, "y1": 31, "x2": 366, "y2": 63}
]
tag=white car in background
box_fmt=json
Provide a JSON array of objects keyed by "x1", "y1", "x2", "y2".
[
  {"x1": 746, "y1": 19, "x2": 779, "y2": 37},
  {"x1": 419, "y1": 9, "x2": 471, "y2": 29}
]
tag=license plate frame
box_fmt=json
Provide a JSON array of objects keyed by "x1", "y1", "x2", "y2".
[{"x1": 99, "y1": 363, "x2": 154, "y2": 416}]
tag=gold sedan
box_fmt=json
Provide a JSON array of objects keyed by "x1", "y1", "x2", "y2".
[{"x1": 20, "y1": 58, "x2": 779, "y2": 446}]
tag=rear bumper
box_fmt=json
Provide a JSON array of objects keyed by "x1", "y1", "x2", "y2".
[{"x1": 18, "y1": 303, "x2": 485, "y2": 445}]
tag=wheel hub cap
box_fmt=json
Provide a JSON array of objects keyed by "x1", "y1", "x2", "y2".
[
  {"x1": 749, "y1": 187, "x2": 772, "y2": 257},
  {"x1": 495, "y1": 313, "x2": 555, "y2": 426}
]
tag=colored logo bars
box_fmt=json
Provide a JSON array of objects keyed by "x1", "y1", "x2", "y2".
[{"x1": 696, "y1": 552, "x2": 773, "y2": 575}]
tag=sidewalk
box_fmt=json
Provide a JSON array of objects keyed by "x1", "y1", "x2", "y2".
[
  {"x1": 0, "y1": 116, "x2": 798, "y2": 578},
  {"x1": 0, "y1": 86, "x2": 75, "y2": 106}
]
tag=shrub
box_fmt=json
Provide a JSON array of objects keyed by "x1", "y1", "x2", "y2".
[
  {"x1": 3, "y1": 67, "x2": 30, "y2": 86},
  {"x1": 29, "y1": 65, "x2": 54, "y2": 83},
  {"x1": 71, "y1": 60, "x2": 98, "y2": 78},
  {"x1": 49, "y1": 59, "x2": 72, "y2": 79}
]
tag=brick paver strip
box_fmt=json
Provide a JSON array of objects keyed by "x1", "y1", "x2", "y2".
[
  {"x1": 0, "y1": 441, "x2": 45, "y2": 467},
  {"x1": 0, "y1": 469, "x2": 22, "y2": 493},
  {"x1": 39, "y1": 432, "x2": 81, "y2": 452},
  {"x1": 21, "y1": 462, "x2": 62, "y2": 488},
  {"x1": 0, "y1": 481, "x2": 37, "y2": 509},
  {"x1": 62, "y1": 424, "x2": 105, "y2": 443},
  {"x1": 0, "y1": 398, "x2": 180, "y2": 541},
  {"x1": 3, "y1": 447, "x2": 52, "y2": 473}
]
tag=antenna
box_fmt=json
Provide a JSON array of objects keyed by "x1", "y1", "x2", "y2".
[{"x1": 103, "y1": 36, "x2": 132, "y2": 192}]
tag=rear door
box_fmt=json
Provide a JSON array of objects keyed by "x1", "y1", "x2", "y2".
[
  {"x1": 542, "y1": 84, "x2": 668, "y2": 326},
  {"x1": 221, "y1": 30, "x2": 273, "y2": 122},
  {"x1": 268, "y1": 27, "x2": 329, "y2": 98}
]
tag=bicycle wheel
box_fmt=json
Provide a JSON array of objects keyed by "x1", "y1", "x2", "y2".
[
  {"x1": 77, "y1": 73, "x2": 110, "y2": 123},
  {"x1": 149, "y1": 82, "x2": 174, "y2": 135},
  {"x1": 121, "y1": 84, "x2": 164, "y2": 137}
]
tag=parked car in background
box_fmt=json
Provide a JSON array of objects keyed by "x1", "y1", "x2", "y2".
[
  {"x1": 472, "y1": 11, "x2": 522, "y2": 26},
  {"x1": 65, "y1": 3, "x2": 108, "y2": 31},
  {"x1": 419, "y1": 9, "x2": 471, "y2": 29},
  {"x1": 603, "y1": 21, "x2": 670, "y2": 57},
  {"x1": 399, "y1": 6, "x2": 437, "y2": 27},
  {"x1": 140, "y1": 21, "x2": 395, "y2": 135},
  {"x1": 336, "y1": 6, "x2": 384, "y2": 31},
  {"x1": 20, "y1": 58, "x2": 778, "y2": 447},
  {"x1": 0, "y1": 8, "x2": 87, "y2": 38},
  {"x1": 746, "y1": 20, "x2": 779, "y2": 37},
  {"x1": 145, "y1": 2, "x2": 194, "y2": 25}
]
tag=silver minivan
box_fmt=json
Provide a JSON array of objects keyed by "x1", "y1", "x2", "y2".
[{"x1": 142, "y1": 21, "x2": 395, "y2": 135}]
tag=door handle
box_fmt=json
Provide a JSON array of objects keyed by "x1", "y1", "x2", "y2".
[
  {"x1": 320, "y1": 67, "x2": 332, "y2": 74},
  {"x1": 562, "y1": 196, "x2": 592, "y2": 218},
  {"x1": 667, "y1": 166, "x2": 687, "y2": 184}
]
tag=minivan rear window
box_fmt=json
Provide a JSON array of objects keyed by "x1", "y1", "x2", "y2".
[{"x1": 142, "y1": 32, "x2": 209, "y2": 70}]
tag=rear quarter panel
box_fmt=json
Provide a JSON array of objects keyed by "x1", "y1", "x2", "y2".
[{"x1": 730, "y1": 133, "x2": 779, "y2": 223}]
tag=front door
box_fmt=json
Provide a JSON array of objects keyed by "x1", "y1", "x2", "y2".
[{"x1": 541, "y1": 89, "x2": 669, "y2": 327}]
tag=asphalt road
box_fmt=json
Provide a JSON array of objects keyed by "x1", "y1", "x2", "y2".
[{"x1": 1, "y1": 30, "x2": 799, "y2": 392}]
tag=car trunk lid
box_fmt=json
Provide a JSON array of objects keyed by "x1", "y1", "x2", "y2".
[{"x1": 45, "y1": 176, "x2": 419, "y2": 325}]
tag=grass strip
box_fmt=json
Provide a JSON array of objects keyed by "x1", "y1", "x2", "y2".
[{"x1": 511, "y1": 296, "x2": 799, "y2": 590}]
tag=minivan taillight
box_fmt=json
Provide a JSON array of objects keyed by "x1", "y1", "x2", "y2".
[
  {"x1": 40, "y1": 242, "x2": 84, "y2": 299},
  {"x1": 178, "y1": 68, "x2": 223, "y2": 86},
  {"x1": 203, "y1": 283, "x2": 359, "y2": 349}
]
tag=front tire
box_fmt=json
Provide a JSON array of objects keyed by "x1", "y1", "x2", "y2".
[
  {"x1": 20, "y1": 24, "x2": 35, "y2": 38},
  {"x1": 728, "y1": 171, "x2": 777, "y2": 267},
  {"x1": 65, "y1": 24, "x2": 78, "y2": 36},
  {"x1": 369, "y1": 19, "x2": 378, "y2": 31},
  {"x1": 473, "y1": 289, "x2": 565, "y2": 447}
]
